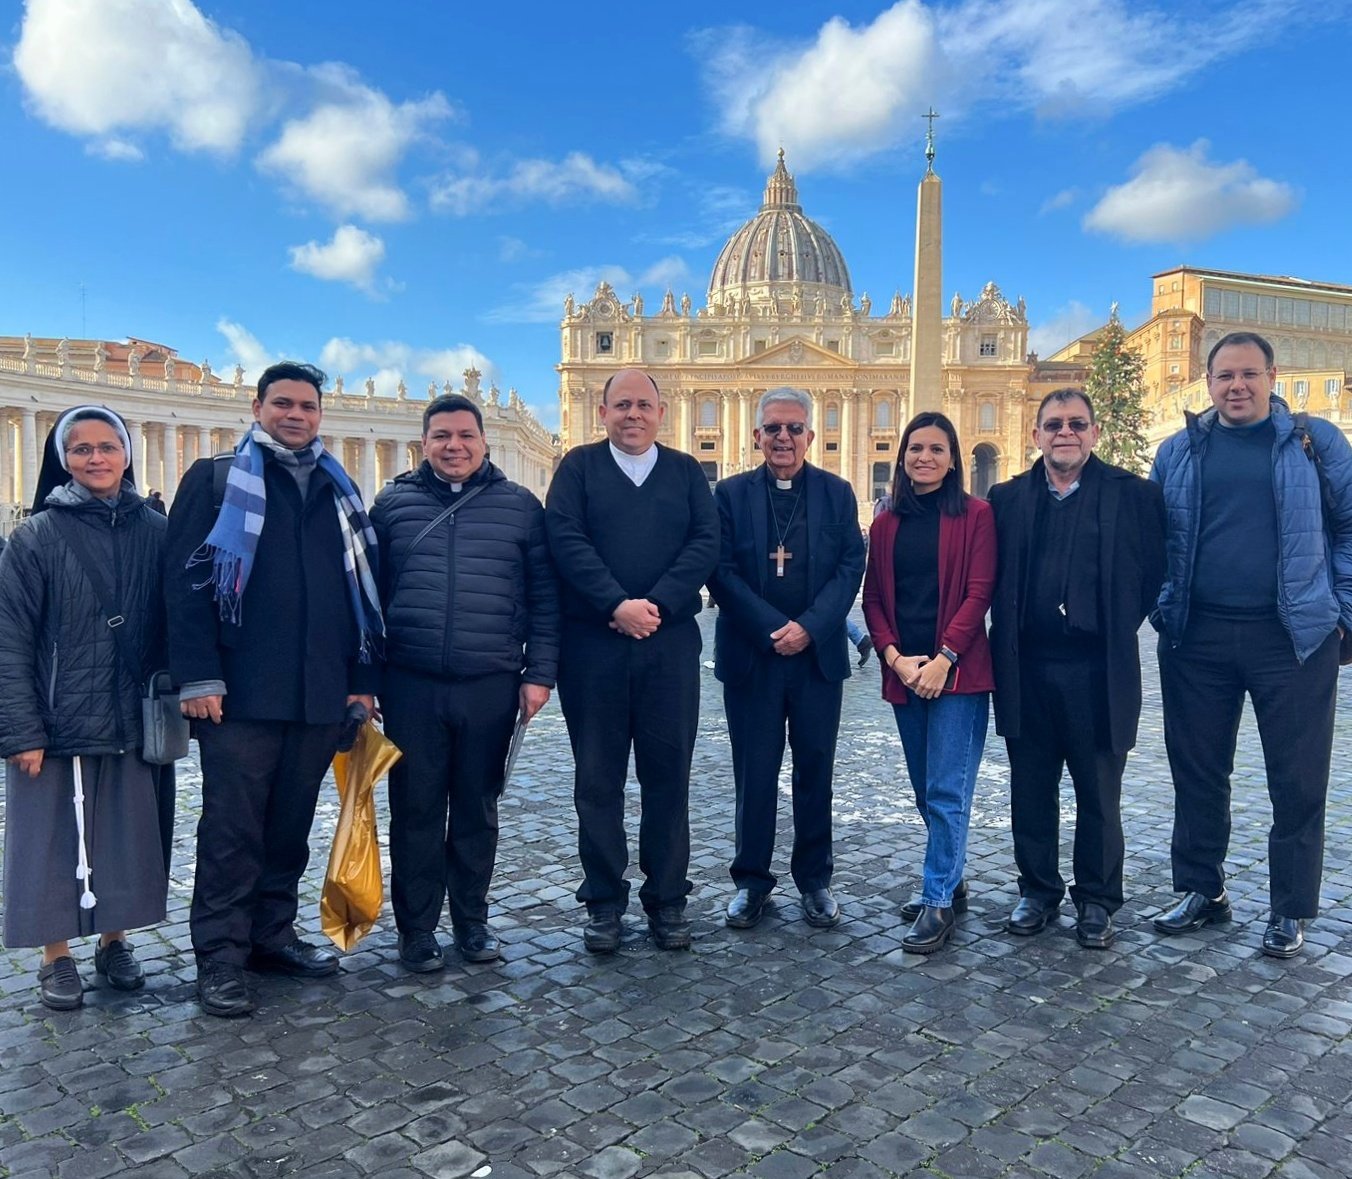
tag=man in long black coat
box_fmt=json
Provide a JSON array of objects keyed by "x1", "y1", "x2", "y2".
[
  {"x1": 165, "y1": 362, "x2": 380, "y2": 1016},
  {"x1": 546, "y1": 368, "x2": 718, "y2": 954},
  {"x1": 989, "y1": 388, "x2": 1165, "y2": 949},
  {"x1": 707, "y1": 387, "x2": 864, "y2": 931}
]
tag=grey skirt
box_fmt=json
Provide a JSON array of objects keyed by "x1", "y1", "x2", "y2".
[{"x1": 3, "y1": 751, "x2": 168, "y2": 948}]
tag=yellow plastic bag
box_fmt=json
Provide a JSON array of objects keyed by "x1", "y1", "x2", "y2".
[{"x1": 321, "y1": 719, "x2": 402, "y2": 950}]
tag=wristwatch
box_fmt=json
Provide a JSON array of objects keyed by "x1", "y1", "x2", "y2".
[{"x1": 938, "y1": 645, "x2": 960, "y2": 666}]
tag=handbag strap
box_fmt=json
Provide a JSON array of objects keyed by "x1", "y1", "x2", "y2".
[
  {"x1": 48, "y1": 510, "x2": 144, "y2": 682},
  {"x1": 394, "y1": 482, "x2": 489, "y2": 583}
]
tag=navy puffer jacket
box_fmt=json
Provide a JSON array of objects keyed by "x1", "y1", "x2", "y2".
[
  {"x1": 1150, "y1": 396, "x2": 1352, "y2": 662},
  {"x1": 372, "y1": 461, "x2": 560, "y2": 684},
  {"x1": 0, "y1": 484, "x2": 166, "y2": 757}
]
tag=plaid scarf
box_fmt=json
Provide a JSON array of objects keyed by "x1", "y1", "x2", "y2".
[{"x1": 188, "y1": 425, "x2": 384, "y2": 661}]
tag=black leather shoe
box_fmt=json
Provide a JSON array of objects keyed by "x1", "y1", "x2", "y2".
[
  {"x1": 902, "y1": 906, "x2": 955, "y2": 954},
  {"x1": 648, "y1": 906, "x2": 692, "y2": 950},
  {"x1": 248, "y1": 939, "x2": 340, "y2": 978},
  {"x1": 454, "y1": 921, "x2": 501, "y2": 963},
  {"x1": 1153, "y1": 891, "x2": 1232, "y2": 935},
  {"x1": 1261, "y1": 915, "x2": 1305, "y2": 959},
  {"x1": 1075, "y1": 903, "x2": 1115, "y2": 949},
  {"x1": 38, "y1": 956, "x2": 84, "y2": 1011},
  {"x1": 94, "y1": 938, "x2": 145, "y2": 991},
  {"x1": 726, "y1": 888, "x2": 769, "y2": 929},
  {"x1": 801, "y1": 888, "x2": 841, "y2": 928},
  {"x1": 197, "y1": 961, "x2": 254, "y2": 1018},
  {"x1": 398, "y1": 931, "x2": 446, "y2": 973},
  {"x1": 1006, "y1": 896, "x2": 1061, "y2": 936},
  {"x1": 583, "y1": 910, "x2": 622, "y2": 954},
  {"x1": 901, "y1": 879, "x2": 968, "y2": 922},
  {"x1": 856, "y1": 635, "x2": 874, "y2": 667}
]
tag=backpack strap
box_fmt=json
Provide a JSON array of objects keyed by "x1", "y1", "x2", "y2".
[
  {"x1": 1293, "y1": 412, "x2": 1337, "y2": 518},
  {"x1": 211, "y1": 453, "x2": 234, "y2": 512},
  {"x1": 47, "y1": 511, "x2": 144, "y2": 681}
]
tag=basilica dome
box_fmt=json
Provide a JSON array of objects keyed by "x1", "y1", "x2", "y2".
[{"x1": 707, "y1": 150, "x2": 852, "y2": 314}]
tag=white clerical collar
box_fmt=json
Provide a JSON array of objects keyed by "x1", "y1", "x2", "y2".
[
  {"x1": 609, "y1": 441, "x2": 659, "y2": 487},
  {"x1": 432, "y1": 466, "x2": 480, "y2": 493}
]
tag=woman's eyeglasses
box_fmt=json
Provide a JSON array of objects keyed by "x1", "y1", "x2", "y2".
[{"x1": 760, "y1": 422, "x2": 807, "y2": 436}]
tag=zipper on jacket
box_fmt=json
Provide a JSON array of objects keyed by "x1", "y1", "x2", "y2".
[
  {"x1": 48, "y1": 642, "x2": 59, "y2": 710},
  {"x1": 442, "y1": 512, "x2": 457, "y2": 674}
]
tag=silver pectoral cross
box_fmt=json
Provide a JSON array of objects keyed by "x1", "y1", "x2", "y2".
[{"x1": 770, "y1": 544, "x2": 793, "y2": 577}]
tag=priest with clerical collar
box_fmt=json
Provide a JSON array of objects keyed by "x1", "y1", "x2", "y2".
[{"x1": 708, "y1": 387, "x2": 866, "y2": 932}]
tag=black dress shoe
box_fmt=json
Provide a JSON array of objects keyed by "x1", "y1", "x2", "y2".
[
  {"x1": 902, "y1": 906, "x2": 955, "y2": 954},
  {"x1": 856, "y1": 635, "x2": 874, "y2": 667},
  {"x1": 248, "y1": 939, "x2": 340, "y2": 978},
  {"x1": 398, "y1": 931, "x2": 446, "y2": 973},
  {"x1": 726, "y1": 888, "x2": 769, "y2": 929},
  {"x1": 901, "y1": 879, "x2": 968, "y2": 923},
  {"x1": 648, "y1": 906, "x2": 692, "y2": 950},
  {"x1": 1075, "y1": 902, "x2": 1115, "y2": 949},
  {"x1": 1006, "y1": 895, "x2": 1060, "y2": 936},
  {"x1": 1153, "y1": 890, "x2": 1232, "y2": 935},
  {"x1": 801, "y1": 888, "x2": 840, "y2": 928},
  {"x1": 197, "y1": 961, "x2": 254, "y2": 1018},
  {"x1": 1261, "y1": 915, "x2": 1305, "y2": 959},
  {"x1": 94, "y1": 938, "x2": 145, "y2": 991},
  {"x1": 583, "y1": 909, "x2": 623, "y2": 954},
  {"x1": 37, "y1": 956, "x2": 84, "y2": 1011},
  {"x1": 454, "y1": 921, "x2": 501, "y2": 963}
]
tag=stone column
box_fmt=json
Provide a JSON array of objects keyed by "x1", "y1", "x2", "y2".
[
  {"x1": 163, "y1": 425, "x2": 181, "y2": 498},
  {"x1": 20, "y1": 409, "x2": 38, "y2": 508},
  {"x1": 362, "y1": 437, "x2": 377, "y2": 503},
  {"x1": 198, "y1": 426, "x2": 213, "y2": 463},
  {"x1": 910, "y1": 170, "x2": 944, "y2": 415},
  {"x1": 674, "y1": 391, "x2": 691, "y2": 456},
  {"x1": 0, "y1": 413, "x2": 11, "y2": 505},
  {"x1": 127, "y1": 420, "x2": 144, "y2": 489},
  {"x1": 719, "y1": 391, "x2": 737, "y2": 476},
  {"x1": 840, "y1": 391, "x2": 856, "y2": 490},
  {"x1": 738, "y1": 390, "x2": 753, "y2": 473}
]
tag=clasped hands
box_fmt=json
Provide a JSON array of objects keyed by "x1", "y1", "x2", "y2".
[
  {"x1": 885, "y1": 645, "x2": 952, "y2": 699},
  {"x1": 611, "y1": 597, "x2": 662, "y2": 639}
]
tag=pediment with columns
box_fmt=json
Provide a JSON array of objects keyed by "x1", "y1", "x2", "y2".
[{"x1": 734, "y1": 336, "x2": 859, "y2": 368}]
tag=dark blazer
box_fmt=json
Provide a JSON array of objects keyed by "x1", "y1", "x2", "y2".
[
  {"x1": 862, "y1": 497, "x2": 997, "y2": 704},
  {"x1": 165, "y1": 454, "x2": 378, "y2": 725},
  {"x1": 988, "y1": 455, "x2": 1166, "y2": 753},
  {"x1": 708, "y1": 463, "x2": 865, "y2": 686}
]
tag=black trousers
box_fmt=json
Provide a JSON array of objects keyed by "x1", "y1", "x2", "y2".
[
  {"x1": 556, "y1": 618, "x2": 700, "y2": 915},
  {"x1": 381, "y1": 667, "x2": 519, "y2": 933},
  {"x1": 724, "y1": 652, "x2": 840, "y2": 894},
  {"x1": 191, "y1": 718, "x2": 341, "y2": 965},
  {"x1": 1159, "y1": 612, "x2": 1339, "y2": 918},
  {"x1": 1004, "y1": 654, "x2": 1127, "y2": 913}
]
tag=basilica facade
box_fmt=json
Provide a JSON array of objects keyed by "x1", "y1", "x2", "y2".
[{"x1": 557, "y1": 152, "x2": 1042, "y2": 510}]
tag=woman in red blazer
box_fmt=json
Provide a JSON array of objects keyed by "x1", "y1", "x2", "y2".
[{"x1": 863, "y1": 412, "x2": 996, "y2": 954}]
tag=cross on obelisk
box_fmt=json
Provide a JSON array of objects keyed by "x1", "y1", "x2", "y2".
[
  {"x1": 923, "y1": 107, "x2": 940, "y2": 174},
  {"x1": 770, "y1": 544, "x2": 793, "y2": 577}
]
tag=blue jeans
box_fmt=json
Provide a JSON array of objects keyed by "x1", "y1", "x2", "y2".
[
  {"x1": 846, "y1": 619, "x2": 866, "y2": 646},
  {"x1": 892, "y1": 691, "x2": 990, "y2": 908}
]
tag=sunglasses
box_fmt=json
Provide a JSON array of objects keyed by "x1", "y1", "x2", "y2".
[
  {"x1": 760, "y1": 422, "x2": 807, "y2": 436},
  {"x1": 1039, "y1": 417, "x2": 1092, "y2": 434}
]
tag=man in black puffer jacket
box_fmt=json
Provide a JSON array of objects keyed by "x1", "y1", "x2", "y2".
[{"x1": 372, "y1": 394, "x2": 559, "y2": 971}]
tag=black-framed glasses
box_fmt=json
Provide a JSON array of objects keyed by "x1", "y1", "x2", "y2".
[
  {"x1": 65, "y1": 443, "x2": 125, "y2": 459},
  {"x1": 761, "y1": 422, "x2": 806, "y2": 436},
  {"x1": 1039, "y1": 417, "x2": 1092, "y2": 434}
]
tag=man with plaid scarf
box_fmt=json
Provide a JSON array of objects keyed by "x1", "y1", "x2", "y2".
[{"x1": 165, "y1": 362, "x2": 383, "y2": 1017}]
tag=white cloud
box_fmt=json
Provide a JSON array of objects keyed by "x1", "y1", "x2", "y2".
[
  {"x1": 86, "y1": 138, "x2": 144, "y2": 163},
  {"x1": 484, "y1": 257, "x2": 692, "y2": 325},
  {"x1": 258, "y1": 66, "x2": 453, "y2": 222},
  {"x1": 1040, "y1": 188, "x2": 1079, "y2": 214},
  {"x1": 498, "y1": 236, "x2": 539, "y2": 263},
  {"x1": 215, "y1": 318, "x2": 277, "y2": 385},
  {"x1": 317, "y1": 337, "x2": 496, "y2": 396},
  {"x1": 430, "y1": 151, "x2": 641, "y2": 216},
  {"x1": 1084, "y1": 140, "x2": 1297, "y2": 243},
  {"x1": 697, "y1": 0, "x2": 1281, "y2": 171},
  {"x1": 288, "y1": 225, "x2": 388, "y2": 294},
  {"x1": 1028, "y1": 300, "x2": 1102, "y2": 359},
  {"x1": 14, "y1": 0, "x2": 263, "y2": 154}
]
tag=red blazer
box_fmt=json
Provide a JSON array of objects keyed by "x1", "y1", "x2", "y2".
[{"x1": 862, "y1": 497, "x2": 996, "y2": 704}]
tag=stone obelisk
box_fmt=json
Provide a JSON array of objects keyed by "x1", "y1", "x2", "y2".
[{"x1": 909, "y1": 109, "x2": 943, "y2": 416}]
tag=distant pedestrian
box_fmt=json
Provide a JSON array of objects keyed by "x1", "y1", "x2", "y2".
[{"x1": 147, "y1": 489, "x2": 167, "y2": 515}]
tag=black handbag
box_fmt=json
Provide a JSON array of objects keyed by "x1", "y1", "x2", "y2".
[{"x1": 48, "y1": 511, "x2": 189, "y2": 763}]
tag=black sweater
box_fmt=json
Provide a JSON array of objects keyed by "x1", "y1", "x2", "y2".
[{"x1": 545, "y1": 442, "x2": 718, "y2": 626}]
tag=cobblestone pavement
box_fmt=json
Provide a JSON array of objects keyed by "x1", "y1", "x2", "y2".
[{"x1": 3, "y1": 612, "x2": 1352, "y2": 1179}]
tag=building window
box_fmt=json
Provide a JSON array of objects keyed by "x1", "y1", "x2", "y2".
[
  {"x1": 978, "y1": 402, "x2": 996, "y2": 431},
  {"x1": 700, "y1": 461, "x2": 718, "y2": 488},
  {"x1": 1169, "y1": 335, "x2": 1182, "y2": 350},
  {"x1": 753, "y1": 339, "x2": 767, "y2": 353},
  {"x1": 875, "y1": 442, "x2": 890, "y2": 452},
  {"x1": 1295, "y1": 380, "x2": 1309, "y2": 397},
  {"x1": 872, "y1": 462, "x2": 891, "y2": 500},
  {"x1": 698, "y1": 398, "x2": 717, "y2": 428},
  {"x1": 1327, "y1": 378, "x2": 1341, "y2": 396},
  {"x1": 697, "y1": 339, "x2": 719, "y2": 356},
  {"x1": 825, "y1": 404, "x2": 839, "y2": 429},
  {"x1": 1169, "y1": 364, "x2": 1180, "y2": 375},
  {"x1": 825, "y1": 441, "x2": 838, "y2": 452},
  {"x1": 979, "y1": 335, "x2": 997, "y2": 357},
  {"x1": 1275, "y1": 380, "x2": 1286, "y2": 395},
  {"x1": 874, "y1": 340, "x2": 894, "y2": 357},
  {"x1": 654, "y1": 339, "x2": 669, "y2": 357},
  {"x1": 873, "y1": 399, "x2": 892, "y2": 428},
  {"x1": 825, "y1": 339, "x2": 840, "y2": 353},
  {"x1": 596, "y1": 332, "x2": 613, "y2": 354}
]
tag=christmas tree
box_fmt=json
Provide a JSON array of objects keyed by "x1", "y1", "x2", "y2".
[{"x1": 1085, "y1": 303, "x2": 1152, "y2": 474}]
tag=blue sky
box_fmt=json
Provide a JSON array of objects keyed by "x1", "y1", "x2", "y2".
[{"x1": 3, "y1": 0, "x2": 1349, "y2": 431}]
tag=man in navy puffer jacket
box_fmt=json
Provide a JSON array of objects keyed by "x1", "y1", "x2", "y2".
[
  {"x1": 372, "y1": 394, "x2": 559, "y2": 972},
  {"x1": 1150, "y1": 331, "x2": 1352, "y2": 959}
]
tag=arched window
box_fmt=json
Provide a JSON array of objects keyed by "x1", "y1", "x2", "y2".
[
  {"x1": 825, "y1": 403, "x2": 840, "y2": 429},
  {"x1": 978, "y1": 402, "x2": 996, "y2": 431},
  {"x1": 698, "y1": 398, "x2": 718, "y2": 428},
  {"x1": 873, "y1": 398, "x2": 892, "y2": 428}
]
